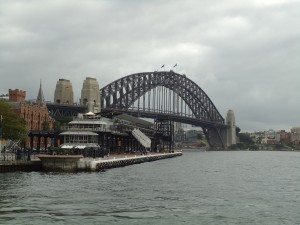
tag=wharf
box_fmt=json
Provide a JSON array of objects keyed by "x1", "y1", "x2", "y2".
[
  {"x1": 78, "y1": 152, "x2": 182, "y2": 172},
  {"x1": 0, "y1": 152, "x2": 182, "y2": 173},
  {"x1": 0, "y1": 161, "x2": 42, "y2": 173}
]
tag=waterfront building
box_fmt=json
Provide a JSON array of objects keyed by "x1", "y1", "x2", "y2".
[
  {"x1": 275, "y1": 130, "x2": 291, "y2": 143},
  {"x1": 60, "y1": 112, "x2": 107, "y2": 149},
  {"x1": 291, "y1": 127, "x2": 300, "y2": 144},
  {"x1": 266, "y1": 139, "x2": 279, "y2": 145},
  {"x1": 7, "y1": 84, "x2": 54, "y2": 149},
  {"x1": 266, "y1": 129, "x2": 278, "y2": 144},
  {"x1": 59, "y1": 112, "x2": 158, "y2": 154},
  {"x1": 54, "y1": 79, "x2": 74, "y2": 104},
  {"x1": 267, "y1": 129, "x2": 276, "y2": 139},
  {"x1": 183, "y1": 129, "x2": 203, "y2": 142}
]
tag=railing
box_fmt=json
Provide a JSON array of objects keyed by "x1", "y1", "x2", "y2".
[
  {"x1": 61, "y1": 126, "x2": 110, "y2": 132},
  {"x1": 1, "y1": 142, "x2": 29, "y2": 162}
]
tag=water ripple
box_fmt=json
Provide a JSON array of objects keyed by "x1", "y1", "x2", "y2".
[{"x1": 2, "y1": 151, "x2": 300, "y2": 224}]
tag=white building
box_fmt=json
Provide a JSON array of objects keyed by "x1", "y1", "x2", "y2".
[{"x1": 60, "y1": 112, "x2": 107, "y2": 149}]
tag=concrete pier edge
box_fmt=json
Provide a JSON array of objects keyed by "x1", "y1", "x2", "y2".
[
  {"x1": 0, "y1": 161, "x2": 42, "y2": 173},
  {"x1": 0, "y1": 152, "x2": 183, "y2": 173},
  {"x1": 87, "y1": 152, "x2": 183, "y2": 172}
]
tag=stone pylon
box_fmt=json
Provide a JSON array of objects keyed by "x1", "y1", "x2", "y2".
[
  {"x1": 225, "y1": 109, "x2": 237, "y2": 147},
  {"x1": 54, "y1": 79, "x2": 74, "y2": 104},
  {"x1": 80, "y1": 77, "x2": 101, "y2": 113}
]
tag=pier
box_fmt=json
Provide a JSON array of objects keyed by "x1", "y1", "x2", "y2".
[
  {"x1": 0, "y1": 152, "x2": 182, "y2": 173},
  {"x1": 0, "y1": 161, "x2": 42, "y2": 173},
  {"x1": 78, "y1": 152, "x2": 182, "y2": 172}
]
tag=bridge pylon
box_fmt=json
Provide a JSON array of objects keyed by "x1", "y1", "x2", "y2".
[
  {"x1": 202, "y1": 127, "x2": 225, "y2": 149},
  {"x1": 80, "y1": 77, "x2": 101, "y2": 113},
  {"x1": 224, "y1": 109, "x2": 237, "y2": 148},
  {"x1": 203, "y1": 110, "x2": 237, "y2": 149}
]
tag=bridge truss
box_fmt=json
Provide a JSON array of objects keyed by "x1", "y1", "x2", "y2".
[
  {"x1": 47, "y1": 103, "x2": 87, "y2": 117},
  {"x1": 101, "y1": 71, "x2": 227, "y2": 148}
]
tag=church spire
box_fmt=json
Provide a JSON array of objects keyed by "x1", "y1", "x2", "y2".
[{"x1": 36, "y1": 79, "x2": 45, "y2": 104}]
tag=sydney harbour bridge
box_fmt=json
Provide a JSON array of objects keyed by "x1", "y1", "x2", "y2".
[{"x1": 47, "y1": 71, "x2": 235, "y2": 149}]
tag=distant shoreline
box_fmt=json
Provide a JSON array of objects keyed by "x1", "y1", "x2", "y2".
[{"x1": 181, "y1": 148, "x2": 300, "y2": 152}]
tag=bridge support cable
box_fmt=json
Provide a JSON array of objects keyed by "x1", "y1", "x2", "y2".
[
  {"x1": 152, "y1": 89, "x2": 155, "y2": 112},
  {"x1": 176, "y1": 93, "x2": 179, "y2": 115},
  {"x1": 148, "y1": 90, "x2": 150, "y2": 112},
  {"x1": 161, "y1": 86, "x2": 163, "y2": 113},
  {"x1": 162, "y1": 87, "x2": 164, "y2": 112},
  {"x1": 158, "y1": 86, "x2": 160, "y2": 112},
  {"x1": 173, "y1": 90, "x2": 175, "y2": 113},
  {"x1": 165, "y1": 87, "x2": 168, "y2": 113},
  {"x1": 165, "y1": 87, "x2": 167, "y2": 113},
  {"x1": 164, "y1": 87, "x2": 166, "y2": 113},
  {"x1": 181, "y1": 95, "x2": 183, "y2": 117},
  {"x1": 162, "y1": 86, "x2": 164, "y2": 112},
  {"x1": 158, "y1": 86, "x2": 162, "y2": 113},
  {"x1": 169, "y1": 89, "x2": 171, "y2": 113}
]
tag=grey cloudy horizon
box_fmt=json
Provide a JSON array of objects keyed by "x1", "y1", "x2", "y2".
[{"x1": 1, "y1": 0, "x2": 300, "y2": 133}]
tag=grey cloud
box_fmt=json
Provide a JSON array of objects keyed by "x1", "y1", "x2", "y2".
[{"x1": 1, "y1": 0, "x2": 300, "y2": 132}]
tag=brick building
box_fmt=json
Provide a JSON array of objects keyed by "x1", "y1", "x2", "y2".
[
  {"x1": 291, "y1": 127, "x2": 300, "y2": 144},
  {"x1": 8, "y1": 83, "x2": 54, "y2": 149},
  {"x1": 275, "y1": 130, "x2": 290, "y2": 144}
]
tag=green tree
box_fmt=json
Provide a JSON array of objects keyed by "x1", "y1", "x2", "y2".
[
  {"x1": 0, "y1": 99, "x2": 27, "y2": 140},
  {"x1": 236, "y1": 126, "x2": 241, "y2": 135},
  {"x1": 53, "y1": 116, "x2": 72, "y2": 131},
  {"x1": 238, "y1": 133, "x2": 255, "y2": 144},
  {"x1": 42, "y1": 121, "x2": 50, "y2": 130},
  {"x1": 53, "y1": 120, "x2": 61, "y2": 131},
  {"x1": 196, "y1": 132, "x2": 203, "y2": 140}
]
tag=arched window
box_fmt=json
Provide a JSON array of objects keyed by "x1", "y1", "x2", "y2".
[{"x1": 83, "y1": 98, "x2": 88, "y2": 106}]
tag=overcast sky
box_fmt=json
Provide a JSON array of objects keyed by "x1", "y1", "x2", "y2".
[{"x1": 1, "y1": 0, "x2": 300, "y2": 132}]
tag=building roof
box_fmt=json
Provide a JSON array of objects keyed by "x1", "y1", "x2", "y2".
[
  {"x1": 68, "y1": 120, "x2": 107, "y2": 125},
  {"x1": 59, "y1": 131, "x2": 98, "y2": 136},
  {"x1": 85, "y1": 111, "x2": 95, "y2": 115},
  {"x1": 60, "y1": 143, "x2": 100, "y2": 149},
  {"x1": 114, "y1": 114, "x2": 153, "y2": 127}
]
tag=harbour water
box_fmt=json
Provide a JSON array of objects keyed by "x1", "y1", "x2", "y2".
[{"x1": 1, "y1": 150, "x2": 300, "y2": 224}]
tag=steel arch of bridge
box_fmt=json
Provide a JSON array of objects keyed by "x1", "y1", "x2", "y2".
[{"x1": 100, "y1": 71, "x2": 226, "y2": 147}]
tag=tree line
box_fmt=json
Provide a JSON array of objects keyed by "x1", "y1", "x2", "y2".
[{"x1": 0, "y1": 99, "x2": 27, "y2": 141}]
